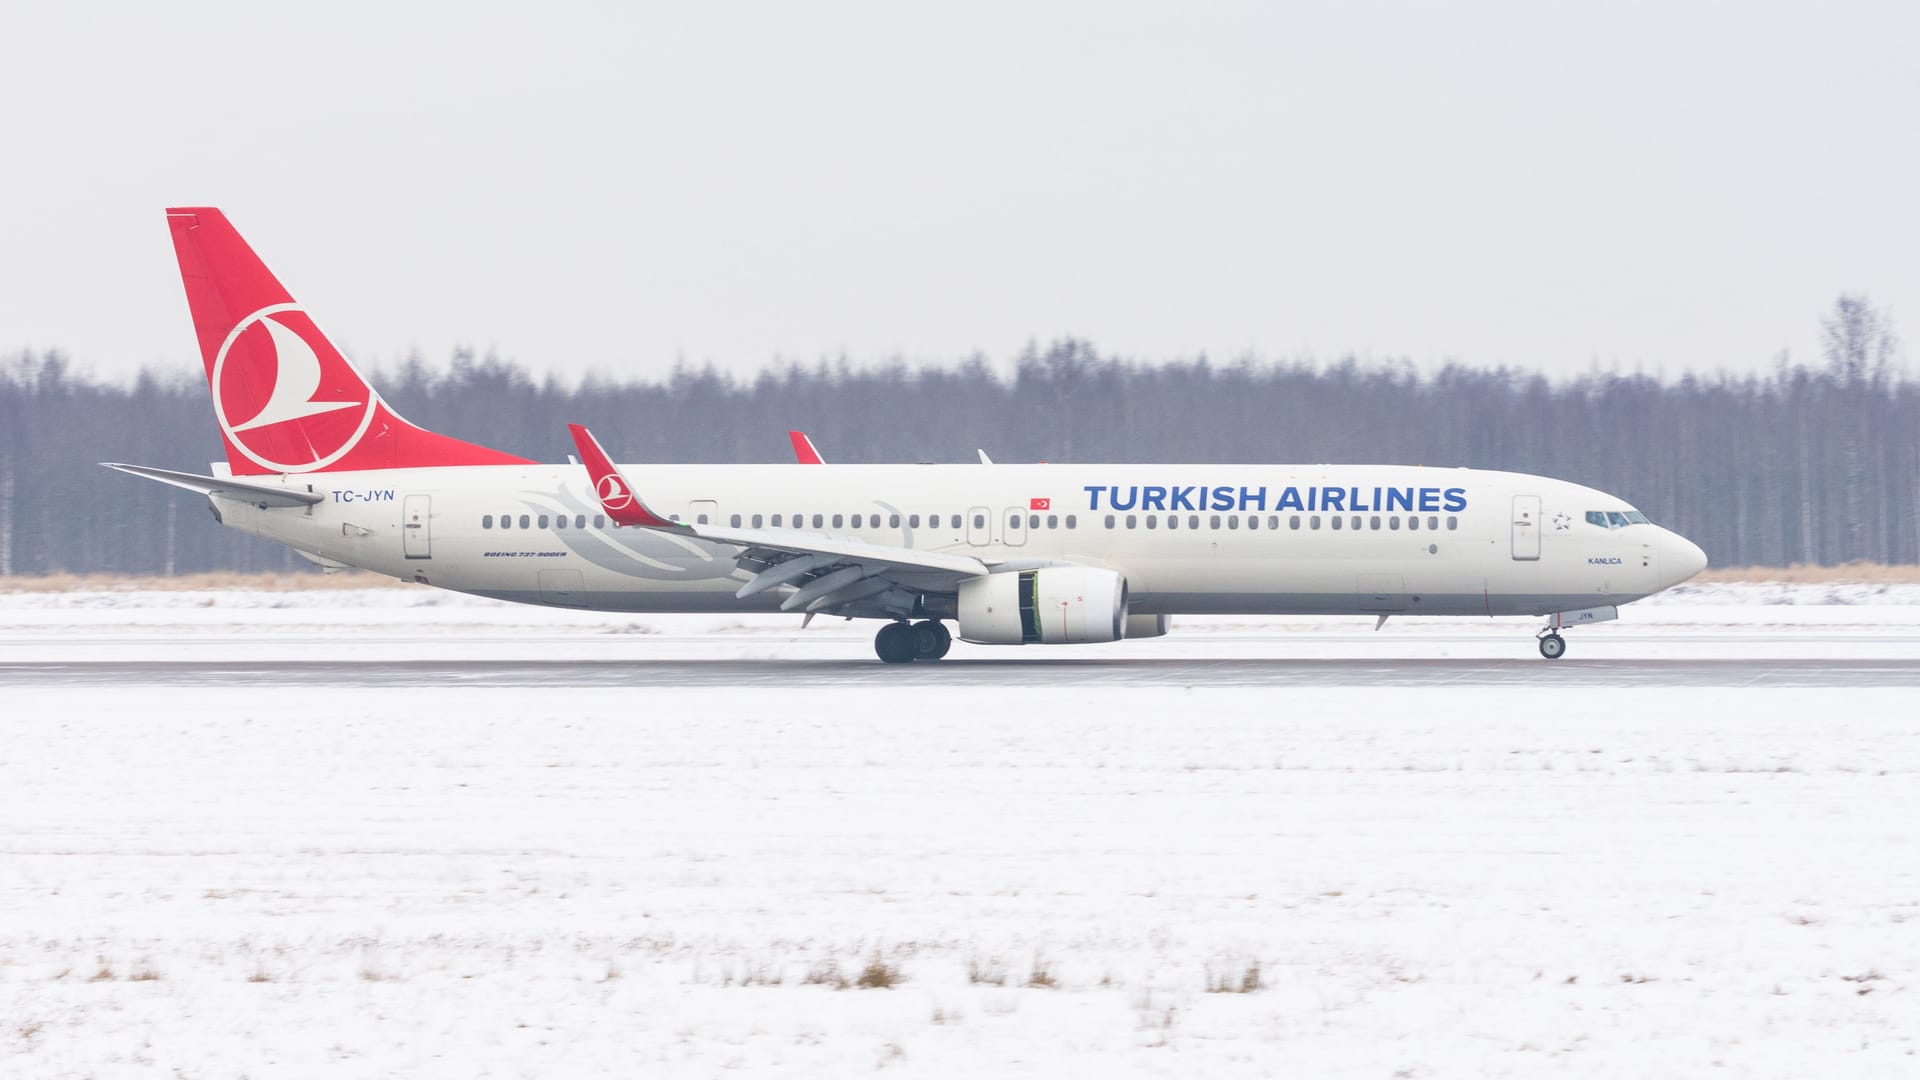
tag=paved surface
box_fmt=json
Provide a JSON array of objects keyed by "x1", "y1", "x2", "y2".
[{"x1": 5, "y1": 656, "x2": 1917, "y2": 688}]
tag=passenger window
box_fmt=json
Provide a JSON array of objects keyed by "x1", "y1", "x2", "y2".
[
  {"x1": 1446, "y1": 516, "x2": 1458, "y2": 530},
  {"x1": 594, "y1": 515, "x2": 606, "y2": 528},
  {"x1": 501, "y1": 511, "x2": 513, "y2": 528},
  {"x1": 813, "y1": 514, "x2": 824, "y2": 528},
  {"x1": 869, "y1": 514, "x2": 880, "y2": 528},
  {"x1": 1428, "y1": 516, "x2": 1439, "y2": 530},
  {"x1": 1350, "y1": 516, "x2": 1361, "y2": 531},
  {"x1": 1008, "y1": 514, "x2": 1020, "y2": 530},
  {"x1": 1065, "y1": 515, "x2": 1077, "y2": 528},
  {"x1": 1228, "y1": 515, "x2": 1239, "y2": 529},
  {"x1": 730, "y1": 514, "x2": 741, "y2": 527},
  {"x1": 536, "y1": 515, "x2": 547, "y2": 528},
  {"x1": 1047, "y1": 514, "x2": 1058, "y2": 529},
  {"x1": 752, "y1": 514, "x2": 763, "y2": 528},
  {"x1": 889, "y1": 514, "x2": 900, "y2": 528},
  {"x1": 771, "y1": 514, "x2": 783, "y2": 527},
  {"x1": 973, "y1": 514, "x2": 985, "y2": 529},
  {"x1": 1389, "y1": 516, "x2": 1400, "y2": 530},
  {"x1": 1146, "y1": 515, "x2": 1158, "y2": 529},
  {"x1": 1210, "y1": 515, "x2": 1221, "y2": 529},
  {"x1": 1408, "y1": 516, "x2": 1419, "y2": 531},
  {"x1": 1167, "y1": 515, "x2": 1180, "y2": 530},
  {"x1": 1105, "y1": 514, "x2": 1116, "y2": 529},
  {"x1": 908, "y1": 514, "x2": 920, "y2": 528},
  {"x1": 1247, "y1": 515, "x2": 1258, "y2": 530},
  {"x1": 1310, "y1": 515, "x2": 1320, "y2": 530},
  {"x1": 1028, "y1": 514, "x2": 1039, "y2": 529},
  {"x1": 1369, "y1": 515, "x2": 1380, "y2": 530},
  {"x1": 555, "y1": 515, "x2": 567, "y2": 530},
  {"x1": 575, "y1": 515, "x2": 586, "y2": 529},
  {"x1": 951, "y1": 515, "x2": 962, "y2": 529},
  {"x1": 1290, "y1": 515, "x2": 1301, "y2": 530},
  {"x1": 832, "y1": 514, "x2": 844, "y2": 528},
  {"x1": 1126, "y1": 515, "x2": 1138, "y2": 529},
  {"x1": 519, "y1": 515, "x2": 530, "y2": 529},
  {"x1": 1188, "y1": 515, "x2": 1199, "y2": 530},
  {"x1": 482, "y1": 515, "x2": 493, "y2": 529},
  {"x1": 1331, "y1": 516, "x2": 1343, "y2": 530}
]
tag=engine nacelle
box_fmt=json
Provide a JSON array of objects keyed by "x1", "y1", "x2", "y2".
[{"x1": 956, "y1": 567, "x2": 1126, "y2": 645}]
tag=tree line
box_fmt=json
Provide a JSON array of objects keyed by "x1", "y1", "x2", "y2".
[{"x1": 1, "y1": 296, "x2": 1914, "y2": 575}]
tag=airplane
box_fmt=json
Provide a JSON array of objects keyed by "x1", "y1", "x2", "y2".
[{"x1": 107, "y1": 207, "x2": 1708, "y2": 663}]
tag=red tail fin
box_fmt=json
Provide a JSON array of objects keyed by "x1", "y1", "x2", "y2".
[
  {"x1": 788, "y1": 430, "x2": 825, "y2": 464},
  {"x1": 165, "y1": 207, "x2": 532, "y2": 475}
]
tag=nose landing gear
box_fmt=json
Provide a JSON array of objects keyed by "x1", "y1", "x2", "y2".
[
  {"x1": 1534, "y1": 604, "x2": 1617, "y2": 659},
  {"x1": 1537, "y1": 630, "x2": 1567, "y2": 660}
]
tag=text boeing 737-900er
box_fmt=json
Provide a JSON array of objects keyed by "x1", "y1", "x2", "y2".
[{"x1": 108, "y1": 208, "x2": 1708, "y2": 662}]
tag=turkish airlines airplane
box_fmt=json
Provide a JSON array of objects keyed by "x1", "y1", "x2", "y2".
[{"x1": 108, "y1": 207, "x2": 1708, "y2": 663}]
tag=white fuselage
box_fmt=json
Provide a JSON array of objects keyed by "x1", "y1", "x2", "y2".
[{"x1": 207, "y1": 462, "x2": 1703, "y2": 619}]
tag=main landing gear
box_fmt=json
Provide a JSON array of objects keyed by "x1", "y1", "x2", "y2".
[
  {"x1": 875, "y1": 620, "x2": 953, "y2": 664},
  {"x1": 1537, "y1": 630, "x2": 1567, "y2": 660}
]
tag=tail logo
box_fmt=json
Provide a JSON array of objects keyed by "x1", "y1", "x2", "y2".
[
  {"x1": 596, "y1": 474, "x2": 635, "y2": 509},
  {"x1": 212, "y1": 303, "x2": 377, "y2": 473}
]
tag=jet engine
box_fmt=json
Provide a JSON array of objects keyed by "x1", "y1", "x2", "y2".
[{"x1": 956, "y1": 568, "x2": 1126, "y2": 645}]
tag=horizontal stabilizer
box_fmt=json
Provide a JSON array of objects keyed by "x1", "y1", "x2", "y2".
[{"x1": 101, "y1": 462, "x2": 324, "y2": 508}]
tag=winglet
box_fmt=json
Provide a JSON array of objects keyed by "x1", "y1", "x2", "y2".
[
  {"x1": 566, "y1": 424, "x2": 680, "y2": 528},
  {"x1": 788, "y1": 430, "x2": 825, "y2": 464}
]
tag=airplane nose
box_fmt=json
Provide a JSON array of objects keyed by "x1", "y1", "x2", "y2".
[{"x1": 1661, "y1": 530, "x2": 1708, "y2": 587}]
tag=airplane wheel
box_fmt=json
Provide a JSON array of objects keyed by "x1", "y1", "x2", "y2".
[
  {"x1": 875, "y1": 622, "x2": 917, "y2": 664},
  {"x1": 910, "y1": 620, "x2": 952, "y2": 660},
  {"x1": 1538, "y1": 632, "x2": 1567, "y2": 660}
]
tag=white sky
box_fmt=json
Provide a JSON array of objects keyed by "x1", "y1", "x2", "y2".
[{"x1": 2, "y1": 0, "x2": 1916, "y2": 384}]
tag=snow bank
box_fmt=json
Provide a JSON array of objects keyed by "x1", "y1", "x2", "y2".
[{"x1": 2, "y1": 684, "x2": 1915, "y2": 1077}]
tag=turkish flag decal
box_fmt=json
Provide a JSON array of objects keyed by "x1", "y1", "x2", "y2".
[{"x1": 1030, "y1": 497, "x2": 1051, "y2": 510}]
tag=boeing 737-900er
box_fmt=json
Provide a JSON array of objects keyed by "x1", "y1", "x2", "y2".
[{"x1": 107, "y1": 207, "x2": 1709, "y2": 663}]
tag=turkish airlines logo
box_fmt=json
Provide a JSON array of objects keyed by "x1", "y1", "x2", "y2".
[
  {"x1": 212, "y1": 304, "x2": 376, "y2": 473},
  {"x1": 1030, "y1": 497, "x2": 1050, "y2": 510},
  {"x1": 596, "y1": 474, "x2": 635, "y2": 509}
]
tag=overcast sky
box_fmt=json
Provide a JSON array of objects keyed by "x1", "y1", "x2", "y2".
[{"x1": 2, "y1": 1, "x2": 1915, "y2": 384}]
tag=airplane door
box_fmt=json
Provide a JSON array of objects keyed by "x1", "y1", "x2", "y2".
[
  {"x1": 1004, "y1": 507, "x2": 1027, "y2": 547},
  {"x1": 403, "y1": 494, "x2": 431, "y2": 559},
  {"x1": 1511, "y1": 495, "x2": 1541, "y2": 560},
  {"x1": 967, "y1": 506, "x2": 991, "y2": 546},
  {"x1": 689, "y1": 499, "x2": 719, "y2": 525}
]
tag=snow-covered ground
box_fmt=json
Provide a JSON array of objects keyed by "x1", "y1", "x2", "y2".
[{"x1": 2, "y1": 587, "x2": 1917, "y2": 1077}]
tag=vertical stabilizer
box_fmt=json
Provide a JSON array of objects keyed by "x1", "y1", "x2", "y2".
[{"x1": 165, "y1": 207, "x2": 532, "y2": 475}]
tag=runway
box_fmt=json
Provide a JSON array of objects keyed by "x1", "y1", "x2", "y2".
[{"x1": 6, "y1": 655, "x2": 1919, "y2": 688}]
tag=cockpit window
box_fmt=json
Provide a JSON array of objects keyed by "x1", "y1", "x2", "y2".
[{"x1": 1589, "y1": 509, "x2": 1651, "y2": 528}]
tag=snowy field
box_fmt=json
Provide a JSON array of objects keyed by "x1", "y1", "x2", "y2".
[{"x1": 2, "y1": 586, "x2": 1918, "y2": 1077}]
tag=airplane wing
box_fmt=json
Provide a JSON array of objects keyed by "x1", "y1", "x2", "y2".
[
  {"x1": 102, "y1": 463, "x2": 325, "y2": 508},
  {"x1": 567, "y1": 425, "x2": 987, "y2": 616}
]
